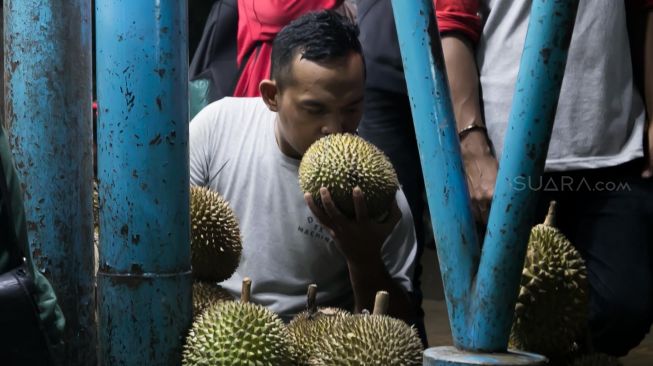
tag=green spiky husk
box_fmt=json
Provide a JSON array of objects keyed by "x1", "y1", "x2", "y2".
[
  {"x1": 183, "y1": 301, "x2": 295, "y2": 366},
  {"x1": 570, "y1": 353, "x2": 623, "y2": 366},
  {"x1": 299, "y1": 134, "x2": 399, "y2": 221},
  {"x1": 309, "y1": 314, "x2": 423, "y2": 366},
  {"x1": 510, "y1": 223, "x2": 589, "y2": 358},
  {"x1": 288, "y1": 308, "x2": 351, "y2": 365},
  {"x1": 190, "y1": 186, "x2": 242, "y2": 282},
  {"x1": 192, "y1": 281, "x2": 233, "y2": 317}
]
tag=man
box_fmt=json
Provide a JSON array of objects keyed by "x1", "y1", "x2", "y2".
[
  {"x1": 438, "y1": 0, "x2": 653, "y2": 356},
  {"x1": 189, "y1": 10, "x2": 416, "y2": 322}
]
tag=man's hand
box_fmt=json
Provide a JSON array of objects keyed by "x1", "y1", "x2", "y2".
[
  {"x1": 304, "y1": 186, "x2": 401, "y2": 264},
  {"x1": 460, "y1": 131, "x2": 499, "y2": 226},
  {"x1": 643, "y1": 120, "x2": 653, "y2": 178}
]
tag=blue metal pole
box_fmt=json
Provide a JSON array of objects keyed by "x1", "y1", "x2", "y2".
[
  {"x1": 389, "y1": 0, "x2": 480, "y2": 348},
  {"x1": 4, "y1": 1, "x2": 96, "y2": 364},
  {"x1": 95, "y1": 1, "x2": 192, "y2": 364},
  {"x1": 471, "y1": 0, "x2": 579, "y2": 351}
]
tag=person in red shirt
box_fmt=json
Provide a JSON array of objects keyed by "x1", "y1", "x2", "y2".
[
  {"x1": 438, "y1": 0, "x2": 653, "y2": 357},
  {"x1": 234, "y1": 0, "x2": 348, "y2": 97}
]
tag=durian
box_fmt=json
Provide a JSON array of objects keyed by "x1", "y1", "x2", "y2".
[
  {"x1": 299, "y1": 133, "x2": 399, "y2": 220},
  {"x1": 287, "y1": 285, "x2": 352, "y2": 365},
  {"x1": 308, "y1": 291, "x2": 423, "y2": 366},
  {"x1": 183, "y1": 278, "x2": 295, "y2": 366},
  {"x1": 190, "y1": 185, "x2": 242, "y2": 282},
  {"x1": 510, "y1": 201, "x2": 589, "y2": 358},
  {"x1": 570, "y1": 353, "x2": 622, "y2": 366},
  {"x1": 309, "y1": 314, "x2": 423, "y2": 365},
  {"x1": 192, "y1": 281, "x2": 233, "y2": 317}
]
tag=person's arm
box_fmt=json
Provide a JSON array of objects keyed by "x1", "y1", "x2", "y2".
[
  {"x1": 437, "y1": 0, "x2": 497, "y2": 225},
  {"x1": 304, "y1": 188, "x2": 413, "y2": 322},
  {"x1": 642, "y1": 9, "x2": 653, "y2": 177}
]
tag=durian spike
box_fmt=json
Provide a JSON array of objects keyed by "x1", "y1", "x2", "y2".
[
  {"x1": 307, "y1": 284, "x2": 318, "y2": 316},
  {"x1": 544, "y1": 201, "x2": 557, "y2": 227},
  {"x1": 241, "y1": 277, "x2": 252, "y2": 303},
  {"x1": 373, "y1": 290, "x2": 389, "y2": 315}
]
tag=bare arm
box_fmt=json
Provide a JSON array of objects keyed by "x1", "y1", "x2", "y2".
[
  {"x1": 643, "y1": 11, "x2": 653, "y2": 177},
  {"x1": 442, "y1": 34, "x2": 498, "y2": 225}
]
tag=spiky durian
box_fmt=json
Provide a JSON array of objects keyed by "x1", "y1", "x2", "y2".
[
  {"x1": 192, "y1": 281, "x2": 233, "y2": 317},
  {"x1": 182, "y1": 301, "x2": 295, "y2": 366},
  {"x1": 510, "y1": 202, "x2": 589, "y2": 358},
  {"x1": 288, "y1": 307, "x2": 352, "y2": 365},
  {"x1": 190, "y1": 186, "x2": 242, "y2": 282},
  {"x1": 308, "y1": 314, "x2": 423, "y2": 366},
  {"x1": 299, "y1": 133, "x2": 399, "y2": 221},
  {"x1": 570, "y1": 353, "x2": 623, "y2": 366}
]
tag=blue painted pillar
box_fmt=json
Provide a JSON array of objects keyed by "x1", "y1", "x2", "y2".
[
  {"x1": 4, "y1": 1, "x2": 96, "y2": 364},
  {"x1": 391, "y1": 0, "x2": 579, "y2": 361},
  {"x1": 95, "y1": 1, "x2": 192, "y2": 365},
  {"x1": 471, "y1": 0, "x2": 579, "y2": 351},
  {"x1": 389, "y1": 0, "x2": 480, "y2": 348}
]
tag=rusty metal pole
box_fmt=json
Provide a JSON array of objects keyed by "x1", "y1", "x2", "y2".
[
  {"x1": 4, "y1": 1, "x2": 96, "y2": 364},
  {"x1": 95, "y1": 0, "x2": 192, "y2": 364}
]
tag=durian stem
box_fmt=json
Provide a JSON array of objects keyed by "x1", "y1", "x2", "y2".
[
  {"x1": 373, "y1": 291, "x2": 389, "y2": 315},
  {"x1": 544, "y1": 201, "x2": 557, "y2": 227},
  {"x1": 307, "y1": 284, "x2": 318, "y2": 315},
  {"x1": 241, "y1": 277, "x2": 252, "y2": 303}
]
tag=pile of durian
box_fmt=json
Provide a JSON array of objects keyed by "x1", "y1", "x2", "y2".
[
  {"x1": 184, "y1": 279, "x2": 423, "y2": 366},
  {"x1": 511, "y1": 201, "x2": 621, "y2": 365}
]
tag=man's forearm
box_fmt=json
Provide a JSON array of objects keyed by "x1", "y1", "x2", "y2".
[
  {"x1": 347, "y1": 256, "x2": 413, "y2": 323},
  {"x1": 442, "y1": 34, "x2": 490, "y2": 155},
  {"x1": 644, "y1": 11, "x2": 653, "y2": 117}
]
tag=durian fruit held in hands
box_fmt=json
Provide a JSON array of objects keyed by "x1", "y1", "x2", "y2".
[
  {"x1": 570, "y1": 353, "x2": 623, "y2": 366},
  {"x1": 190, "y1": 185, "x2": 242, "y2": 282},
  {"x1": 192, "y1": 281, "x2": 233, "y2": 317},
  {"x1": 183, "y1": 278, "x2": 295, "y2": 366},
  {"x1": 308, "y1": 291, "x2": 423, "y2": 366},
  {"x1": 510, "y1": 201, "x2": 589, "y2": 358},
  {"x1": 288, "y1": 284, "x2": 352, "y2": 365},
  {"x1": 299, "y1": 133, "x2": 399, "y2": 221}
]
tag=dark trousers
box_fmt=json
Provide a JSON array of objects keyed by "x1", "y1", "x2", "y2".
[
  {"x1": 359, "y1": 88, "x2": 429, "y2": 346},
  {"x1": 536, "y1": 159, "x2": 653, "y2": 356}
]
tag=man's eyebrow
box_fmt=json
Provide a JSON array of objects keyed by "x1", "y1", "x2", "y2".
[{"x1": 299, "y1": 100, "x2": 326, "y2": 107}]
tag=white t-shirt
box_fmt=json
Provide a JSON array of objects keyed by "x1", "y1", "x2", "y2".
[
  {"x1": 478, "y1": 0, "x2": 646, "y2": 171},
  {"x1": 189, "y1": 97, "x2": 417, "y2": 319}
]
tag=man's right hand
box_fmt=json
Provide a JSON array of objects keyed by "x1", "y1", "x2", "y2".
[{"x1": 460, "y1": 129, "x2": 498, "y2": 226}]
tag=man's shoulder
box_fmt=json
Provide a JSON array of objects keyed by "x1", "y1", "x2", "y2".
[{"x1": 191, "y1": 97, "x2": 271, "y2": 132}]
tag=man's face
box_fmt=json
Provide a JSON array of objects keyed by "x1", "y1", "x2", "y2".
[{"x1": 272, "y1": 52, "x2": 365, "y2": 159}]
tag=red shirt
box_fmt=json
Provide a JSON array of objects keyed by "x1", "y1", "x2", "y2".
[
  {"x1": 434, "y1": 0, "x2": 653, "y2": 45},
  {"x1": 234, "y1": 0, "x2": 344, "y2": 97}
]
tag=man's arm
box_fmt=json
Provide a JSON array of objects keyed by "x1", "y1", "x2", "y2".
[
  {"x1": 642, "y1": 9, "x2": 653, "y2": 177},
  {"x1": 436, "y1": 0, "x2": 498, "y2": 225},
  {"x1": 442, "y1": 35, "x2": 497, "y2": 225},
  {"x1": 304, "y1": 188, "x2": 413, "y2": 322}
]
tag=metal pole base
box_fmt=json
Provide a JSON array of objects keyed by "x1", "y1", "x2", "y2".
[{"x1": 424, "y1": 346, "x2": 547, "y2": 366}]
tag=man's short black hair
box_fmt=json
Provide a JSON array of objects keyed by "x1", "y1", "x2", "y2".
[{"x1": 270, "y1": 10, "x2": 363, "y2": 90}]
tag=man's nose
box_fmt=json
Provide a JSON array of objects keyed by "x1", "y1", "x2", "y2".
[{"x1": 321, "y1": 117, "x2": 345, "y2": 135}]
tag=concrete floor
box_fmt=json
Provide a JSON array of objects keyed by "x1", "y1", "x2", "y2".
[{"x1": 419, "y1": 247, "x2": 653, "y2": 365}]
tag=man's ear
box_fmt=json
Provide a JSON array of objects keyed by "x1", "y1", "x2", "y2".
[{"x1": 260, "y1": 79, "x2": 279, "y2": 112}]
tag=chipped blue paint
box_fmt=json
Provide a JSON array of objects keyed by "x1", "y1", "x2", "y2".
[
  {"x1": 472, "y1": 0, "x2": 580, "y2": 352},
  {"x1": 390, "y1": 0, "x2": 480, "y2": 351},
  {"x1": 95, "y1": 1, "x2": 192, "y2": 364},
  {"x1": 390, "y1": 0, "x2": 579, "y2": 363},
  {"x1": 5, "y1": 1, "x2": 96, "y2": 364}
]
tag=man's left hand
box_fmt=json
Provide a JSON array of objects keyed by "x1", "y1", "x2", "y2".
[{"x1": 304, "y1": 186, "x2": 401, "y2": 265}]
